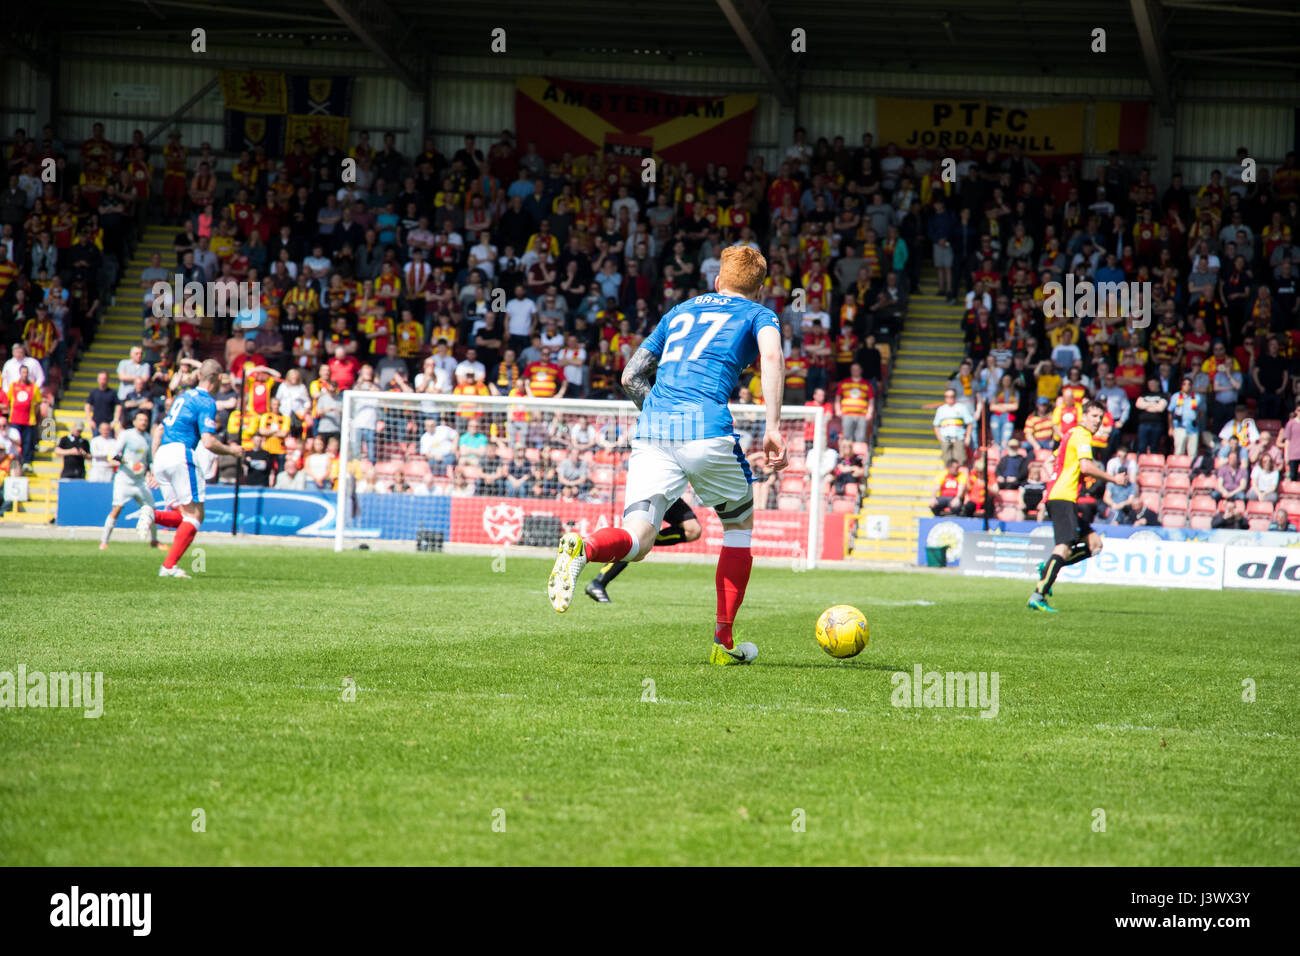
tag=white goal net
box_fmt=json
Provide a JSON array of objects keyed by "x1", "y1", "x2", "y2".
[{"x1": 334, "y1": 391, "x2": 841, "y2": 567}]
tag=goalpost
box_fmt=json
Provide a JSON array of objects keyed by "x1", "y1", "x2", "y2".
[{"x1": 335, "y1": 390, "x2": 831, "y2": 568}]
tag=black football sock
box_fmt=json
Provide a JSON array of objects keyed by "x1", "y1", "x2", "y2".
[
  {"x1": 1038, "y1": 554, "x2": 1066, "y2": 595},
  {"x1": 1062, "y1": 542, "x2": 1091, "y2": 566},
  {"x1": 594, "y1": 561, "x2": 627, "y2": 586},
  {"x1": 654, "y1": 523, "x2": 687, "y2": 547}
]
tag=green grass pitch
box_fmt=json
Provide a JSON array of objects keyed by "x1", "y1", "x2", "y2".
[{"x1": 2, "y1": 537, "x2": 1296, "y2": 866}]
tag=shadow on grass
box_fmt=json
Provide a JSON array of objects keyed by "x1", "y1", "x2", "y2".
[{"x1": 685, "y1": 659, "x2": 909, "y2": 672}]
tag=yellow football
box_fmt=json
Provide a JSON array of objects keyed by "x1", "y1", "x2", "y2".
[{"x1": 815, "y1": 604, "x2": 869, "y2": 659}]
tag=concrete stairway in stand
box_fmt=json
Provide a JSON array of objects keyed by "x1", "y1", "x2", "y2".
[
  {"x1": 3, "y1": 226, "x2": 171, "y2": 524},
  {"x1": 851, "y1": 271, "x2": 965, "y2": 562}
]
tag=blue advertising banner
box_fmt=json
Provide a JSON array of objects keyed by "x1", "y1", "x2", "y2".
[
  {"x1": 56, "y1": 481, "x2": 452, "y2": 541},
  {"x1": 918, "y1": 516, "x2": 1300, "y2": 568}
]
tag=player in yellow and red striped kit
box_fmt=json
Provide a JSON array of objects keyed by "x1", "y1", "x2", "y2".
[{"x1": 1029, "y1": 400, "x2": 1130, "y2": 612}]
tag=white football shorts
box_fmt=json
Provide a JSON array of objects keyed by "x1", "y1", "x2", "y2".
[
  {"x1": 110, "y1": 470, "x2": 152, "y2": 509},
  {"x1": 623, "y1": 436, "x2": 753, "y2": 528},
  {"x1": 153, "y1": 441, "x2": 207, "y2": 507}
]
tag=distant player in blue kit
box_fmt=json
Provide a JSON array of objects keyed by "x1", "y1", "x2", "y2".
[
  {"x1": 150, "y1": 359, "x2": 245, "y2": 577},
  {"x1": 548, "y1": 246, "x2": 789, "y2": 665}
]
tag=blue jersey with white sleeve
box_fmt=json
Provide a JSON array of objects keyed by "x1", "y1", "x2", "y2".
[
  {"x1": 635, "y1": 293, "x2": 780, "y2": 441},
  {"x1": 159, "y1": 387, "x2": 218, "y2": 450}
]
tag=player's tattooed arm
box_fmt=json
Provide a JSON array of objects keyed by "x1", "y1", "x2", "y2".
[{"x1": 622, "y1": 348, "x2": 659, "y2": 410}]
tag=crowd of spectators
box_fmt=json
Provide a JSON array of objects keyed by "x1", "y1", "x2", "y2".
[
  {"x1": 923, "y1": 144, "x2": 1300, "y2": 533},
  {"x1": 8, "y1": 113, "x2": 1299, "y2": 532},
  {"x1": 4, "y1": 119, "x2": 915, "y2": 509}
]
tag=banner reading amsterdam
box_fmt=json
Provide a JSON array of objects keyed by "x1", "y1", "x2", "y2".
[{"x1": 515, "y1": 76, "x2": 757, "y2": 173}]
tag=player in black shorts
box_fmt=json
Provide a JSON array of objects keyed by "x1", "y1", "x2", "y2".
[
  {"x1": 585, "y1": 497, "x2": 702, "y2": 602},
  {"x1": 1030, "y1": 400, "x2": 1127, "y2": 611}
]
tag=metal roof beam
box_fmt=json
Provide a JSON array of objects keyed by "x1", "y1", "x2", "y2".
[
  {"x1": 321, "y1": 0, "x2": 425, "y2": 92},
  {"x1": 1162, "y1": 0, "x2": 1300, "y2": 18},
  {"x1": 1130, "y1": 0, "x2": 1174, "y2": 118},
  {"x1": 714, "y1": 0, "x2": 795, "y2": 106}
]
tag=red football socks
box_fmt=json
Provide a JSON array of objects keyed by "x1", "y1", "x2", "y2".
[
  {"x1": 153, "y1": 509, "x2": 183, "y2": 528},
  {"x1": 163, "y1": 520, "x2": 197, "y2": 569},
  {"x1": 714, "y1": 546, "x2": 753, "y2": 649},
  {"x1": 584, "y1": 527, "x2": 635, "y2": 563}
]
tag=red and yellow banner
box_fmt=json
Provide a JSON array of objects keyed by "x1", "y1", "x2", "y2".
[
  {"x1": 878, "y1": 97, "x2": 1147, "y2": 158},
  {"x1": 515, "y1": 76, "x2": 757, "y2": 173}
]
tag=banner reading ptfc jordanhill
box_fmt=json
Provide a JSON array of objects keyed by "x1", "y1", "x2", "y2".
[
  {"x1": 877, "y1": 97, "x2": 1147, "y2": 159},
  {"x1": 515, "y1": 76, "x2": 757, "y2": 174}
]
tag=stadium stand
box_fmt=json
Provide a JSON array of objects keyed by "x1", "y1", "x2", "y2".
[{"x1": 3, "y1": 112, "x2": 1298, "y2": 551}]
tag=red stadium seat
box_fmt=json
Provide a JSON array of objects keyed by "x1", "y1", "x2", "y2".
[
  {"x1": 1191, "y1": 474, "x2": 1217, "y2": 493},
  {"x1": 549, "y1": 448, "x2": 567, "y2": 464},
  {"x1": 592, "y1": 449, "x2": 616, "y2": 464},
  {"x1": 375, "y1": 460, "x2": 403, "y2": 477},
  {"x1": 996, "y1": 505, "x2": 1024, "y2": 522},
  {"x1": 403, "y1": 460, "x2": 431, "y2": 480},
  {"x1": 1189, "y1": 514, "x2": 1214, "y2": 530},
  {"x1": 777, "y1": 494, "x2": 803, "y2": 512},
  {"x1": 1160, "y1": 511, "x2": 1187, "y2": 528},
  {"x1": 1137, "y1": 472, "x2": 1165, "y2": 493},
  {"x1": 1189, "y1": 495, "x2": 1217, "y2": 515},
  {"x1": 780, "y1": 475, "x2": 806, "y2": 494},
  {"x1": 831, "y1": 498, "x2": 857, "y2": 513},
  {"x1": 460, "y1": 465, "x2": 484, "y2": 481},
  {"x1": 1257, "y1": 419, "x2": 1282, "y2": 436},
  {"x1": 1137, "y1": 453, "x2": 1166, "y2": 470},
  {"x1": 1279, "y1": 480, "x2": 1300, "y2": 498},
  {"x1": 851, "y1": 441, "x2": 870, "y2": 458},
  {"x1": 1217, "y1": 498, "x2": 1233, "y2": 513},
  {"x1": 589, "y1": 468, "x2": 614, "y2": 486},
  {"x1": 786, "y1": 454, "x2": 807, "y2": 474},
  {"x1": 1164, "y1": 455, "x2": 1192, "y2": 476},
  {"x1": 1245, "y1": 499, "x2": 1275, "y2": 517},
  {"x1": 1034, "y1": 449, "x2": 1052, "y2": 462},
  {"x1": 1278, "y1": 496, "x2": 1300, "y2": 514},
  {"x1": 788, "y1": 436, "x2": 807, "y2": 453},
  {"x1": 998, "y1": 490, "x2": 1021, "y2": 506},
  {"x1": 1161, "y1": 493, "x2": 1189, "y2": 513},
  {"x1": 496, "y1": 445, "x2": 513, "y2": 461},
  {"x1": 524, "y1": 447, "x2": 541, "y2": 463},
  {"x1": 841, "y1": 482, "x2": 860, "y2": 500},
  {"x1": 1141, "y1": 491, "x2": 1162, "y2": 511},
  {"x1": 1163, "y1": 473, "x2": 1191, "y2": 493},
  {"x1": 1248, "y1": 517, "x2": 1271, "y2": 531}
]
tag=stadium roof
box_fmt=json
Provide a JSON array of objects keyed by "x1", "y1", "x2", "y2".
[{"x1": 9, "y1": 0, "x2": 1300, "y2": 105}]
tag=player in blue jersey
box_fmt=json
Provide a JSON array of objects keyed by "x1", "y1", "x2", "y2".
[
  {"x1": 150, "y1": 359, "x2": 244, "y2": 578},
  {"x1": 547, "y1": 246, "x2": 788, "y2": 665}
]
